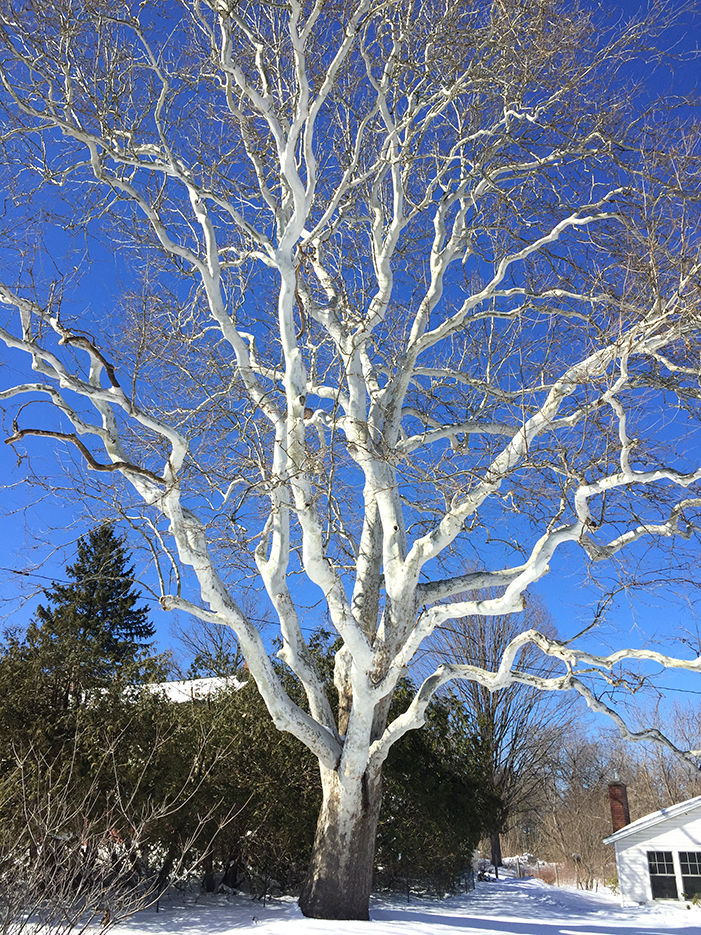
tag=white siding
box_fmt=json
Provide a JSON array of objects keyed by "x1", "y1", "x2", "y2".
[
  {"x1": 615, "y1": 841, "x2": 651, "y2": 904},
  {"x1": 613, "y1": 808, "x2": 701, "y2": 905}
]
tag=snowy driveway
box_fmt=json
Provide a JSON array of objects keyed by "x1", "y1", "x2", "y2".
[
  {"x1": 373, "y1": 878, "x2": 700, "y2": 934},
  {"x1": 116, "y1": 878, "x2": 701, "y2": 935}
]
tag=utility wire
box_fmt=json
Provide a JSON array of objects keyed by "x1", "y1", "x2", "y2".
[{"x1": 0, "y1": 564, "x2": 164, "y2": 603}]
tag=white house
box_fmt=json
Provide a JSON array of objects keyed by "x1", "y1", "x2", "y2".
[{"x1": 604, "y1": 793, "x2": 701, "y2": 904}]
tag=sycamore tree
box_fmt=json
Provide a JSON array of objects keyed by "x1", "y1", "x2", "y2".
[{"x1": 0, "y1": 0, "x2": 699, "y2": 919}]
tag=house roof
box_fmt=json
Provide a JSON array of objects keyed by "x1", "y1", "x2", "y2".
[
  {"x1": 604, "y1": 794, "x2": 701, "y2": 845},
  {"x1": 143, "y1": 675, "x2": 246, "y2": 702}
]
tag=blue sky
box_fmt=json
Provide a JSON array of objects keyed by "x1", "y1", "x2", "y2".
[{"x1": 0, "y1": 0, "x2": 698, "y2": 706}]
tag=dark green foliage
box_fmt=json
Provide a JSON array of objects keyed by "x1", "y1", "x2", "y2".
[
  {"x1": 0, "y1": 526, "x2": 162, "y2": 757},
  {"x1": 0, "y1": 551, "x2": 494, "y2": 916},
  {"x1": 181, "y1": 680, "x2": 321, "y2": 894},
  {"x1": 0, "y1": 529, "x2": 170, "y2": 934},
  {"x1": 378, "y1": 687, "x2": 500, "y2": 893},
  {"x1": 171, "y1": 624, "x2": 322, "y2": 892},
  {"x1": 33, "y1": 526, "x2": 154, "y2": 694}
]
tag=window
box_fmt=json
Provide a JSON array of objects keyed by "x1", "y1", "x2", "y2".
[
  {"x1": 647, "y1": 851, "x2": 678, "y2": 899},
  {"x1": 679, "y1": 851, "x2": 701, "y2": 899},
  {"x1": 680, "y1": 852, "x2": 701, "y2": 876},
  {"x1": 648, "y1": 851, "x2": 674, "y2": 875}
]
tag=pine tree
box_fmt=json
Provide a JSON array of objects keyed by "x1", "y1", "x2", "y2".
[{"x1": 30, "y1": 525, "x2": 154, "y2": 704}]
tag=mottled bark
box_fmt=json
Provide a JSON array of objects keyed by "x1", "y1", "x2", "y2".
[{"x1": 299, "y1": 766, "x2": 383, "y2": 920}]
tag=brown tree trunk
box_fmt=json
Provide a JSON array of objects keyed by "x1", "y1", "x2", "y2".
[
  {"x1": 490, "y1": 832, "x2": 502, "y2": 873},
  {"x1": 201, "y1": 851, "x2": 216, "y2": 892},
  {"x1": 298, "y1": 765, "x2": 383, "y2": 920}
]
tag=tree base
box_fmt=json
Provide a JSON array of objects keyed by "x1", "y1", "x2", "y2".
[{"x1": 299, "y1": 767, "x2": 382, "y2": 920}]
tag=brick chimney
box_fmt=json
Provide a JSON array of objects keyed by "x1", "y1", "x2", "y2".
[{"x1": 608, "y1": 781, "x2": 631, "y2": 833}]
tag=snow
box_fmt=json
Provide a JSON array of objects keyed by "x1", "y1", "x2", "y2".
[
  {"x1": 114, "y1": 878, "x2": 701, "y2": 935},
  {"x1": 142, "y1": 676, "x2": 246, "y2": 703}
]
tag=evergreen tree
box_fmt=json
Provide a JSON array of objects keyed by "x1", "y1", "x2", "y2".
[
  {"x1": 30, "y1": 525, "x2": 155, "y2": 705},
  {"x1": 377, "y1": 686, "x2": 500, "y2": 893}
]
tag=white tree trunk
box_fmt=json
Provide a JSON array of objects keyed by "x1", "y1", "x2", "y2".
[{"x1": 299, "y1": 764, "x2": 383, "y2": 920}]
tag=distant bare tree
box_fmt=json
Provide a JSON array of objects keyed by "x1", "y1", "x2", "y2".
[
  {"x1": 421, "y1": 598, "x2": 572, "y2": 869},
  {"x1": 522, "y1": 709, "x2": 701, "y2": 889},
  {"x1": 174, "y1": 616, "x2": 246, "y2": 678},
  {"x1": 536, "y1": 733, "x2": 616, "y2": 890},
  {"x1": 607, "y1": 702, "x2": 701, "y2": 814}
]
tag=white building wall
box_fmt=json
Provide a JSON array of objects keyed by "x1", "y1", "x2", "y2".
[
  {"x1": 615, "y1": 841, "x2": 651, "y2": 904},
  {"x1": 614, "y1": 809, "x2": 701, "y2": 905}
]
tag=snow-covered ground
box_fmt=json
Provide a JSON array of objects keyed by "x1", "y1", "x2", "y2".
[{"x1": 115, "y1": 878, "x2": 701, "y2": 935}]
